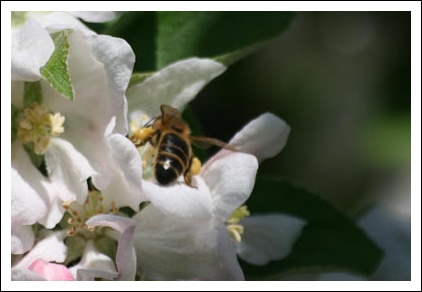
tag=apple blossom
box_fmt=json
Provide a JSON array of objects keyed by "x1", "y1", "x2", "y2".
[{"x1": 126, "y1": 58, "x2": 306, "y2": 280}]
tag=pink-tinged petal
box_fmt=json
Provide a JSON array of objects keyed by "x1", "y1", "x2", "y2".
[
  {"x1": 237, "y1": 214, "x2": 306, "y2": 265},
  {"x1": 11, "y1": 18, "x2": 54, "y2": 81},
  {"x1": 12, "y1": 143, "x2": 49, "y2": 226},
  {"x1": 127, "y1": 58, "x2": 227, "y2": 120},
  {"x1": 229, "y1": 113, "x2": 290, "y2": 163},
  {"x1": 14, "y1": 231, "x2": 68, "y2": 269},
  {"x1": 28, "y1": 259, "x2": 75, "y2": 281},
  {"x1": 71, "y1": 241, "x2": 118, "y2": 281},
  {"x1": 68, "y1": 12, "x2": 117, "y2": 23},
  {"x1": 11, "y1": 268, "x2": 46, "y2": 281},
  {"x1": 45, "y1": 138, "x2": 95, "y2": 205},
  {"x1": 11, "y1": 225, "x2": 34, "y2": 255},
  {"x1": 86, "y1": 214, "x2": 136, "y2": 280},
  {"x1": 133, "y1": 206, "x2": 244, "y2": 280},
  {"x1": 201, "y1": 152, "x2": 258, "y2": 221},
  {"x1": 143, "y1": 177, "x2": 213, "y2": 219},
  {"x1": 100, "y1": 134, "x2": 146, "y2": 211}
]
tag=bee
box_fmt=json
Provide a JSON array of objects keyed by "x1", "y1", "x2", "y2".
[{"x1": 130, "y1": 104, "x2": 231, "y2": 188}]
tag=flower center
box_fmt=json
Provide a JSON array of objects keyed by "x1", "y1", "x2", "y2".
[
  {"x1": 130, "y1": 117, "x2": 158, "y2": 180},
  {"x1": 17, "y1": 103, "x2": 65, "y2": 155},
  {"x1": 63, "y1": 190, "x2": 117, "y2": 238},
  {"x1": 226, "y1": 205, "x2": 250, "y2": 243}
]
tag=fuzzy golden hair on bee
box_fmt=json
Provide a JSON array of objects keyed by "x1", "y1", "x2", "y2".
[{"x1": 130, "y1": 104, "x2": 235, "y2": 188}]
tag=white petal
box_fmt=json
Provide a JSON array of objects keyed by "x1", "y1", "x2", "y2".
[
  {"x1": 99, "y1": 134, "x2": 146, "y2": 211},
  {"x1": 29, "y1": 12, "x2": 94, "y2": 35},
  {"x1": 86, "y1": 34, "x2": 134, "y2": 135},
  {"x1": 134, "y1": 207, "x2": 244, "y2": 280},
  {"x1": 229, "y1": 113, "x2": 290, "y2": 163},
  {"x1": 11, "y1": 268, "x2": 46, "y2": 281},
  {"x1": 12, "y1": 142, "x2": 70, "y2": 229},
  {"x1": 71, "y1": 241, "x2": 118, "y2": 281},
  {"x1": 358, "y1": 207, "x2": 410, "y2": 280},
  {"x1": 11, "y1": 225, "x2": 35, "y2": 255},
  {"x1": 11, "y1": 167, "x2": 47, "y2": 226},
  {"x1": 14, "y1": 231, "x2": 68, "y2": 269},
  {"x1": 11, "y1": 142, "x2": 49, "y2": 225},
  {"x1": 127, "y1": 58, "x2": 227, "y2": 120},
  {"x1": 68, "y1": 11, "x2": 118, "y2": 23},
  {"x1": 201, "y1": 152, "x2": 258, "y2": 221},
  {"x1": 42, "y1": 31, "x2": 134, "y2": 181},
  {"x1": 237, "y1": 214, "x2": 306, "y2": 265},
  {"x1": 11, "y1": 18, "x2": 54, "y2": 81},
  {"x1": 143, "y1": 177, "x2": 213, "y2": 219},
  {"x1": 45, "y1": 138, "x2": 95, "y2": 205},
  {"x1": 86, "y1": 214, "x2": 136, "y2": 280},
  {"x1": 37, "y1": 194, "x2": 65, "y2": 229},
  {"x1": 42, "y1": 32, "x2": 133, "y2": 135}
]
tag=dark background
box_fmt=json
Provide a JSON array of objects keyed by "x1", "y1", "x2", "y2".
[{"x1": 191, "y1": 12, "x2": 411, "y2": 216}]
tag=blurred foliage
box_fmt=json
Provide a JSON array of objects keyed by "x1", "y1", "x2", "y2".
[
  {"x1": 241, "y1": 178, "x2": 383, "y2": 279},
  {"x1": 190, "y1": 12, "x2": 411, "y2": 214},
  {"x1": 100, "y1": 11, "x2": 295, "y2": 71}
]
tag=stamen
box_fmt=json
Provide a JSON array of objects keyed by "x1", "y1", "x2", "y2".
[
  {"x1": 226, "y1": 205, "x2": 250, "y2": 243},
  {"x1": 63, "y1": 190, "x2": 117, "y2": 238},
  {"x1": 17, "y1": 103, "x2": 65, "y2": 155}
]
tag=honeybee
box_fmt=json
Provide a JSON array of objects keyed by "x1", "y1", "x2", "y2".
[{"x1": 130, "y1": 104, "x2": 231, "y2": 188}]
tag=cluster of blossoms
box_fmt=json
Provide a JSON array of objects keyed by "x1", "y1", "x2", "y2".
[{"x1": 11, "y1": 12, "x2": 305, "y2": 281}]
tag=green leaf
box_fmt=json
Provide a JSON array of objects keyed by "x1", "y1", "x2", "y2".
[
  {"x1": 40, "y1": 30, "x2": 74, "y2": 100},
  {"x1": 240, "y1": 178, "x2": 383, "y2": 279},
  {"x1": 157, "y1": 12, "x2": 295, "y2": 68}
]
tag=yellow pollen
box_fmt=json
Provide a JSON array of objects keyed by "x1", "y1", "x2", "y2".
[
  {"x1": 226, "y1": 205, "x2": 250, "y2": 243},
  {"x1": 17, "y1": 103, "x2": 65, "y2": 155},
  {"x1": 190, "y1": 157, "x2": 202, "y2": 176},
  {"x1": 130, "y1": 127, "x2": 155, "y2": 146}
]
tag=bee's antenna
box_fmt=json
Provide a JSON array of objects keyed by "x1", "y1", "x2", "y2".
[{"x1": 143, "y1": 116, "x2": 156, "y2": 127}]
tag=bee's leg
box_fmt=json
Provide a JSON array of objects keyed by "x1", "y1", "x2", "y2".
[{"x1": 184, "y1": 156, "x2": 202, "y2": 188}]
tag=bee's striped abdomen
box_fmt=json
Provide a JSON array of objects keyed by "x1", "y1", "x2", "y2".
[{"x1": 155, "y1": 133, "x2": 190, "y2": 185}]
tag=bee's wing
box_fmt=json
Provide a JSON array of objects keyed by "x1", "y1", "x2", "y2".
[{"x1": 190, "y1": 136, "x2": 237, "y2": 151}]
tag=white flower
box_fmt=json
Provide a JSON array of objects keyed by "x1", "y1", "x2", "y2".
[
  {"x1": 12, "y1": 230, "x2": 69, "y2": 280},
  {"x1": 68, "y1": 214, "x2": 137, "y2": 280},
  {"x1": 11, "y1": 11, "x2": 146, "y2": 281},
  {"x1": 126, "y1": 58, "x2": 306, "y2": 279},
  {"x1": 11, "y1": 11, "x2": 146, "y2": 279},
  {"x1": 12, "y1": 214, "x2": 137, "y2": 281},
  {"x1": 11, "y1": 12, "x2": 118, "y2": 81}
]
